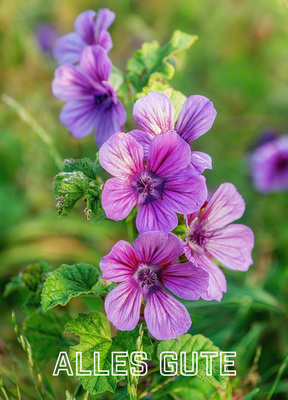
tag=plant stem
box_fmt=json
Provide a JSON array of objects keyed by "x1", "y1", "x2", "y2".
[
  {"x1": 138, "y1": 376, "x2": 175, "y2": 399},
  {"x1": 267, "y1": 354, "x2": 288, "y2": 400},
  {"x1": 1, "y1": 93, "x2": 63, "y2": 170}
]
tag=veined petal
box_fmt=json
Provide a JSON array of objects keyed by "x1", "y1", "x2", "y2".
[
  {"x1": 200, "y1": 183, "x2": 246, "y2": 230},
  {"x1": 60, "y1": 100, "x2": 97, "y2": 138},
  {"x1": 136, "y1": 200, "x2": 178, "y2": 234},
  {"x1": 206, "y1": 224, "x2": 254, "y2": 271},
  {"x1": 102, "y1": 178, "x2": 137, "y2": 220},
  {"x1": 164, "y1": 171, "x2": 207, "y2": 215},
  {"x1": 80, "y1": 45, "x2": 112, "y2": 84},
  {"x1": 95, "y1": 8, "x2": 116, "y2": 36},
  {"x1": 95, "y1": 101, "x2": 126, "y2": 147},
  {"x1": 128, "y1": 130, "x2": 152, "y2": 161},
  {"x1": 133, "y1": 232, "x2": 183, "y2": 266},
  {"x1": 133, "y1": 92, "x2": 174, "y2": 137},
  {"x1": 53, "y1": 32, "x2": 85, "y2": 64},
  {"x1": 144, "y1": 289, "x2": 191, "y2": 340},
  {"x1": 176, "y1": 95, "x2": 217, "y2": 142},
  {"x1": 97, "y1": 30, "x2": 113, "y2": 52},
  {"x1": 74, "y1": 10, "x2": 96, "y2": 45},
  {"x1": 99, "y1": 133, "x2": 144, "y2": 179},
  {"x1": 105, "y1": 281, "x2": 142, "y2": 331},
  {"x1": 52, "y1": 64, "x2": 92, "y2": 101},
  {"x1": 147, "y1": 132, "x2": 191, "y2": 177},
  {"x1": 194, "y1": 255, "x2": 227, "y2": 302},
  {"x1": 100, "y1": 240, "x2": 137, "y2": 282},
  {"x1": 161, "y1": 262, "x2": 209, "y2": 300},
  {"x1": 190, "y1": 151, "x2": 212, "y2": 174}
]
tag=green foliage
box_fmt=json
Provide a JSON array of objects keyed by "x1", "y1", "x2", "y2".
[
  {"x1": 54, "y1": 156, "x2": 105, "y2": 220},
  {"x1": 127, "y1": 30, "x2": 198, "y2": 97},
  {"x1": 4, "y1": 261, "x2": 52, "y2": 313},
  {"x1": 157, "y1": 334, "x2": 228, "y2": 390},
  {"x1": 23, "y1": 310, "x2": 73, "y2": 364},
  {"x1": 41, "y1": 263, "x2": 114, "y2": 312},
  {"x1": 65, "y1": 313, "x2": 152, "y2": 395}
]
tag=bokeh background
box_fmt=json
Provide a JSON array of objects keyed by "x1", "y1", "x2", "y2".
[{"x1": 0, "y1": 0, "x2": 288, "y2": 398}]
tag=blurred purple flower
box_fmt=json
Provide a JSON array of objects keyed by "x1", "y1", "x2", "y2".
[
  {"x1": 53, "y1": 9, "x2": 115, "y2": 64},
  {"x1": 250, "y1": 135, "x2": 288, "y2": 192},
  {"x1": 99, "y1": 131, "x2": 207, "y2": 233},
  {"x1": 184, "y1": 183, "x2": 254, "y2": 301},
  {"x1": 100, "y1": 231, "x2": 209, "y2": 340},
  {"x1": 52, "y1": 45, "x2": 125, "y2": 147},
  {"x1": 129, "y1": 92, "x2": 217, "y2": 174},
  {"x1": 35, "y1": 24, "x2": 59, "y2": 53}
]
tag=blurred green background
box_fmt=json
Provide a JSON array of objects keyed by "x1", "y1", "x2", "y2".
[{"x1": 1, "y1": 0, "x2": 288, "y2": 398}]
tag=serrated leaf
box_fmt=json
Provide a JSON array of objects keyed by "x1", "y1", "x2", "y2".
[
  {"x1": 65, "y1": 313, "x2": 153, "y2": 395},
  {"x1": 157, "y1": 334, "x2": 228, "y2": 390},
  {"x1": 41, "y1": 263, "x2": 112, "y2": 312},
  {"x1": 62, "y1": 157, "x2": 101, "y2": 179},
  {"x1": 24, "y1": 310, "x2": 72, "y2": 364},
  {"x1": 127, "y1": 30, "x2": 198, "y2": 95}
]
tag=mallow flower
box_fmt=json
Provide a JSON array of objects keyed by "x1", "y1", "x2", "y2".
[
  {"x1": 35, "y1": 24, "x2": 59, "y2": 53},
  {"x1": 250, "y1": 135, "x2": 288, "y2": 192},
  {"x1": 184, "y1": 183, "x2": 254, "y2": 301},
  {"x1": 52, "y1": 45, "x2": 125, "y2": 147},
  {"x1": 53, "y1": 9, "x2": 115, "y2": 64},
  {"x1": 130, "y1": 92, "x2": 217, "y2": 174},
  {"x1": 99, "y1": 131, "x2": 207, "y2": 233},
  {"x1": 100, "y1": 231, "x2": 209, "y2": 340}
]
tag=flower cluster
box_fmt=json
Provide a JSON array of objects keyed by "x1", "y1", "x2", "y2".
[
  {"x1": 52, "y1": 8, "x2": 255, "y2": 341},
  {"x1": 52, "y1": 10, "x2": 125, "y2": 147}
]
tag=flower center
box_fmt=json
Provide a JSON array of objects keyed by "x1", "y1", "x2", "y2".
[
  {"x1": 187, "y1": 219, "x2": 207, "y2": 253},
  {"x1": 94, "y1": 93, "x2": 109, "y2": 106},
  {"x1": 134, "y1": 263, "x2": 162, "y2": 297},
  {"x1": 138, "y1": 268, "x2": 158, "y2": 288},
  {"x1": 131, "y1": 169, "x2": 165, "y2": 205},
  {"x1": 275, "y1": 155, "x2": 288, "y2": 172}
]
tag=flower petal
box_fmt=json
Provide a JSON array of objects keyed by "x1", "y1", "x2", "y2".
[
  {"x1": 200, "y1": 183, "x2": 246, "y2": 230},
  {"x1": 95, "y1": 8, "x2": 116, "y2": 36},
  {"x1": 133, "y1": 232, "x2": 183, "y2": 266},
  {"x1": 147, "y1": 131, "x2": 191, "y2": 177},
  {"x1": 99, "y1": 133, "x2": 144, "y2": 179},
  {"x1": 100, "y1": 240, "x2": 137, "y2": 282},
  {"x1": 194, "y1": 255, "x2": 227, "y2": 302},
  {"x1": 102, "y1": 178, "x2": 137, "y2": 221},
  {"x1": 97, "y1": 30, "x2": 113, "y2": 52},
  {"x1": 144, "y1": 289, "x2": 191, "y2": 340},
  {"x1": 128, "y1": 130, "x2": 152, "y2": 161},
  {"x1": 164, "y1": 171, "x2": 207, "y2": 215},
  {"x1": 133, "y1": 92, "x2": 174, "y2": 137},
  {"x1": 161, "y1": 262, "x2": 209, "y2": 300},
  {"x1": 94, "y1": 101, "x2": 126, "y2": 147},
  {"x1": 74, "y1": 10, "x2": 96, "y2": 45},
  {"x1": 136, "y1": 200, "x2": 178, "y2": 234},
  {"x1": 52, "y1": 65, "x2": 92, "y2": 101},
  {"x1": 206, "y1": 224, "x2": 254, "y2": 271},
  {"x1": 53, "y1": 32, "x2": 85, "y2": 65},
  {"x1": 190, "y1": 151, "x2": 212, "y2": 174},
  {"x1": 176, "y1": 95, "x2": 217, "y2": 142},
  {"x1": 60, "y1": 100, "x2": 97, "y2": 138},
  {"x1": 80, "y1": 45, "x2": 112, "y2": 84},
  {"x1": 105, "y1": 281, "x2": 142, "y2": 331}
]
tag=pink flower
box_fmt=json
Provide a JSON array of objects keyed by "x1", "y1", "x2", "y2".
[
  {"x1": 100, "y1": 231, "x2": 209, "y2": 340},
  {"x1": 184, "y1": 183, "x2": 254, "y2": 301}
]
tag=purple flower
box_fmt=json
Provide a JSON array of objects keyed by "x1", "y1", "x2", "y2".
[
  {"x1": 100, "y1": 231, "x2": 209, "y2": 340},
  {"x1": 250, "y1": 135, "x2": 288, "y2": 192},
  {"x1": 53, "y1": 9, "x2": 115, "y2": 64},
  {"x1": 35, "y1": 24, "x2": 59, "y2": 53},
  {"x1": 184, "y1": 183, "x2": 254, "y2": 301},
  {"x1": 52, "y1": 45, "x2": 126, "y2": 147},
  {"x1": 129, "y1": 92, "x2": 217, "y2": 174},
  {"x1": 99, "y1": 131, "x2": 207, "y2": 233}
]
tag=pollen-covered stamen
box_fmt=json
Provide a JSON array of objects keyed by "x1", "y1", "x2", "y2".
[{"x1": 131, "y1": 169, "x2": 165, "y2": 205}]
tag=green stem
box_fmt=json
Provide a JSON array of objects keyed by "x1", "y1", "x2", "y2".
[
  {"x1": 267, "y1": 354, "x2": 288, "y2": 400},
  {"x1": 138, "y1": 376, "x2": 175, "y2": 399},
  {"x1": 1, "y1": 93, "x2": 63, "y2": 170}
]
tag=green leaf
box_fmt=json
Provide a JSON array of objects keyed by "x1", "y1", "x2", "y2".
[
  {"x1": 157, "y1": 334, "x2": 228, "y2": 390},
  {"x1": 65, "y1": 313, "x2": 153, "y2": 395},
  {"x1": 54, "y1": 156, "x2": 104, "y2": 220},
  {"x1": 127, "y1": 30, "x2": 198, "y2": 96},
  {"x1": 23, "y1": 310, "x2": 73, "y2": 364},
  {"x1": 41, "y1": 263, "x2": 113, "y2": 312}
]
